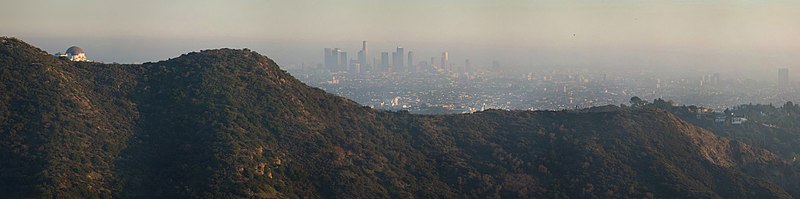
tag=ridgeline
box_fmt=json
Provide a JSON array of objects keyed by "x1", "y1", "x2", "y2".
[{"x1": 1, "y1": 37, "x2": 798, "y2": 198}]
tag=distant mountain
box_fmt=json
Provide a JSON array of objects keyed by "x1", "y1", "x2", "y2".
[{"x1": 1, "y1": 37, "x2": 798, "y2": 198}]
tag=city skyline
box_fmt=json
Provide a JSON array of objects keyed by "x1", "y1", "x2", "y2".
[
  {"x1": 290, "y1": 58, "x2": 798, "y2": 114},
  {"x1": 2, "y1": 1, "x2": 798, "y2": 80},
  {"x1": 321, "y1": 41, "x2": 473, "y2": 74},
  {"x1": 4, "y1": 1, "x2": 800, "y2": 197}
]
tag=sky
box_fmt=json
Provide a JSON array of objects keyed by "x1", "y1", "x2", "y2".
[{"x1": 2, "y1": 0, "x2": 798, "y2": 79}]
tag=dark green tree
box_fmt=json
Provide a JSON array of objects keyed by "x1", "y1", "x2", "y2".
[
  {"x1": 630, "y1": 96, "x2": 646, "y2": 108},
  {"x1": 783, "y1": 101, "x2": 796, "y2": 112},
  {"x1": 653, "y1": 98, "x2": 673, "y2": 109}
]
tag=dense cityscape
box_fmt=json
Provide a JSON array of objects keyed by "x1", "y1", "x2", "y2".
[
  {"x1": 7, "y1": 0, "x2": 800, "y2": 198},
  {"x1": 285, "y1": 41, "x2": 798, "y2": 114}
]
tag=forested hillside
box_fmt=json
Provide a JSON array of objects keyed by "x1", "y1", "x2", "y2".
[{"x1": 2, "y1": 37, "x2": 799, "y2": 198}]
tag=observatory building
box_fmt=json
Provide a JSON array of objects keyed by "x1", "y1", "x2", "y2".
[{"x1": 56, "y1": 46, "x2": 88, "y2": 61}]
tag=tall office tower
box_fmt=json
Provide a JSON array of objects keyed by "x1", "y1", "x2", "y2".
[
  {"x1": 332, "y1": 48, "x2": 341, "y2": 70},
  {"x1": 441, "y1": 51, "x2": 449, "y2": 71},
  {"x1": 351, "y1": 62, "x2": 361, "y2": 74},
  {"x1": 358, "y1": 41, "x2": 368, "y2": 69},
  {"x1": 381, "y1": 52, "x2": 390, "y2": 68},
  {"x1": 391, "y1": 52, "x2": 397, "y2": 70},
  {"x1": 357, "y1": 49, "x2": 364, "y2": 66},
  {"x1": 393, "y1": 47, "x2": 404, "y2": 71},
  {"x1": 407, "y1": 51, "x2": 414, "y2": 72},
  {"x1": 324, "y1": 48, "x2": 333, "y2": 69},
  {"x1": 356, "y1": 51, "x2": 362, "y2": 68},
  {"x1": 340, "y1": 51, "x2": 347, "y2": 70},
  {"x1": 363, "y1": 41, "x2": 368, "y2": 59},
  {"x1": 431, "y1": 57, "x2": 437, "y2": 67},
  {"x1": 779, "y1": 68, "x2": 789, "y2": 87}
]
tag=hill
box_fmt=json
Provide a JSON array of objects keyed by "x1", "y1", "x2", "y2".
[{"x1": 1, "y1": 37, "x2": 799, "y2": 198}]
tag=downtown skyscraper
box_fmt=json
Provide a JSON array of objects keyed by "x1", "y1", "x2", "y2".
[
  {"x1": 441, "y1": 51, "x2": 449, "y2": 71},
  {"x1": 358, "y1": 41, "x2": 368, "y2": 71},
  {"x1": 323, "y1": 48, "x2": 347, "y2": 71},
  {"x1": 339, "y1": 51, "x2": 347, "y2": 70},
  {"x1": 325, "y1": 41, "x2": 457, "y2": 73},
  {"x1": 393, "y1": 47, "x2": 404, "y2": 72},
  {"x1": 407, "y1": 51, "x2": 414, "y2": 72},
  {"x1": 381, "y1": 52, "x2": 389, "y2": 69},
  {"x1": 323, "y1": 48, "x2": 338, "y2": 70}
]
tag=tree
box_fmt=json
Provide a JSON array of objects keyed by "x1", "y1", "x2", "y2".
[
  {"x1": 653, "y1": 98, "x2": 673, "y2": 109},
  {"x1": 630, "y1": 96, "x2": 646, "y2": 108},
  {"x1": 783, "y1": 101, "x2": 796, "y2": 112}
]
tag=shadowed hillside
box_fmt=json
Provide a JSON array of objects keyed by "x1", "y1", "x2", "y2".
[{"x1": 1, "y1": 37, "x2": 798, "y2": 198}]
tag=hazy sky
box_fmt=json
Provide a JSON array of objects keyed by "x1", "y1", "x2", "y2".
[{"x1": 2, "y1": 0, "x2": 798, "y2": 78}]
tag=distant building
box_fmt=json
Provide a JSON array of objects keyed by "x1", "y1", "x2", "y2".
[
  {"x1": 358, "y1": 41, "x2": 368, "y2": 70},
  {"x1": 393, "y1": 47, "x2": 404, "y2": 71},
  {"x1": 324, "y1": 48, "x2": 331, "y2": 67},
  {"x1": 350, "y1": 62, "x2": 361, "y2": 74},
  {"x1": 656, "y1": 78, "x2": 661, "y2": 89},
  {"x1": 339, "y1": 51, "x2": 347, "y2": 69},
  {"x1": 323, "y1": 48, "x2": 335, "y2": 69},
  {"x1": 323, "y1": 48, "x2": 346, "y2": 71},
  {"x1": 55, "y1": 46, "x2": 88, "y2": 61},
  {"x1": 380, "y1": 52, "x2": 389, "y2": 68},
  {"x1": 391, "y1": 52, "x2": 396, "y2": 69},
  {"x1": 714, "y1": 114, "x2": 726, "y2": 123},
  {"x1": 712, "y1": 73, "x2": 720, "y2": 84},
  {"x1": 441, "y1": 51, "x2": 449, "y2": 71},
  {"x1": 699, "y1": 73, "x2": 720, "y2": 85},
  {"x1": 407, "y1": 51, "x2": 414, "y2": 71},
  {"x1": 731, "y1": 117, "x2": 747, "y2": 125},
  {"x1": 334, "y1": 48, "x2": 343, "y2": 71},
  {"x1": 779, "y1": 68, "x2": 789, "y2": 87}
]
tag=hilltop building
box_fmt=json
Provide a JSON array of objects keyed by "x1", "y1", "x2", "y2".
[{"x1": 55, "y1": 46, "x2": 88, "y2": 61}]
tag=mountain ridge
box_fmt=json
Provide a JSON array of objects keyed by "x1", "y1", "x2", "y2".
[{"x1": 1, "y1": 37, "x2": 798, "y2": 198}]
